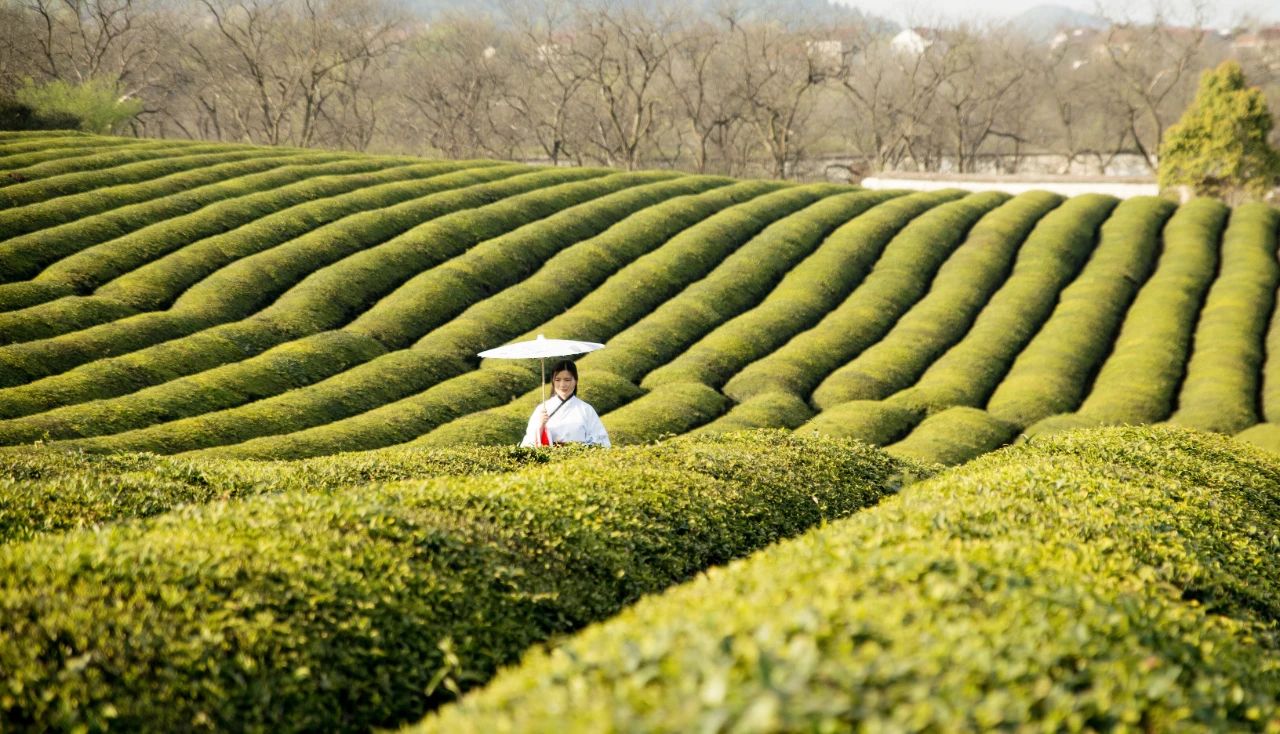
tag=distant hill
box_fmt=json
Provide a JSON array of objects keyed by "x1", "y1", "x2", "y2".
[{"x1": 1010, "y1": 3, "x2": 1109, "y2": 41}]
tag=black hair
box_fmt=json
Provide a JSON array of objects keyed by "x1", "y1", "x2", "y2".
[{"x1": 549, "y1": 359, "x2": 578, "y2": 397}]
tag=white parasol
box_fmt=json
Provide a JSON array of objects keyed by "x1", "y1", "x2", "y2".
[{"x1": 477, "y1": 334, "x2": 605, "y2": 404}]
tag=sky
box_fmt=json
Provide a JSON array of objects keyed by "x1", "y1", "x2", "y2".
[{"x1": 831, "y1": 0, "x2": 1280, "y2": 28}]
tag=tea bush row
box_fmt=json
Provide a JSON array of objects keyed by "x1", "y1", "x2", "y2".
[
  {"x1": 0, "y1": 144, "x2": 274, "y2": 208},
  {"x1": 417, "y1": 426, "x2": 1280, "y2": 732},
  {"x1": 0, "y1": 165, "x2": 580, "y2": 400},
  {"x1": 1025, "y1": 198, "x2": 1227, "y2": 437},
  {"x1": 639, "y1": 189, "x2": 911, "y2": 390},
  {"x1": 1169, "y1": 203, "x2": 1280, "y2": 433},
  {"x1": 884, "y1": 194, "x2": 1119, "y2": 415},
  {"x1": 723, "y1": 189, "x2": 991, "y2": 404},
  {"x1": 0, "y1": 154, "x2": 314, "y2": 271},
  {"x1": 181, "y1": 183, "x2": 832, "y2": 459},
  {"x1": 0, "y1": 431, "x2": 912, "y2": 732},
  {"x1": 0, "y1": 163, "x2": 526, "y2": 384},
  {"x1": 984, "y1": 195, "x2": 1175, "y2": 427},
  {"x1": 0, "y1": 148, "x2": 294, "y2": 244},
  {"x1": 810, "y1": 191, "x2": 1063, "y2": 409},
  {"x1": 0, "y1": 175, "x2": 714, "y2": 445},
  {"x1": 0, "y1": 155, "x2": 422, "y2": 340},
  {"x1": 5, "y1": 156, "x2": 421, "y2": 305},
  {"x1": 0, "y1": 441, "x2": 562, "y2": 544},
  {"x1": 183, "y1": 180, "x2": 798, "y2": 460}
]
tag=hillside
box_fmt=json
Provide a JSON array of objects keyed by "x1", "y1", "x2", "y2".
[{"x1": 2, "y1": 131, "x2": 1280, "y2": 465}]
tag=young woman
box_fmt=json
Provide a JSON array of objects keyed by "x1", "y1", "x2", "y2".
[{"x1": 520, "y1": 359, "x2": 611, "y2": 448}]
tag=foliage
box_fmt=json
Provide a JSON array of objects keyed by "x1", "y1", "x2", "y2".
[
  {"x1": 0, "y1": 432, "x2": 914, "y2": 732},
  {"x1": 1158, "y1": 61, "x2": 1280, "y2": 202},
  {"x1": 12, "y1": 78, "x2": 142, "y2": 134},
  {"x1": 417, "y1": 426, "x2": 1280, "y2": 732}
]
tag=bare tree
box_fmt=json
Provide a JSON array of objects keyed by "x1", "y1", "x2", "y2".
[
  {"x1": 567, "y1": 5, "x2": 675, "y2": 170},
  {"x1": 187, "y1": 0, "x2": 406, "y2": 146}
]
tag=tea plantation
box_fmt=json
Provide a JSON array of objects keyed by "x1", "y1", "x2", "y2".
[{"x1": 3, "y1": 131, "x2": 1280, "y2": 731}]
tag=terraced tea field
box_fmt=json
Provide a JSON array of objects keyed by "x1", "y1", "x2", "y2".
[
  {"x1": 5, "y1": 132, "x2": 1280, "y2": 731},
  {"x1": 4, "y1": 132, "x2": 1280, "y2": 463}
]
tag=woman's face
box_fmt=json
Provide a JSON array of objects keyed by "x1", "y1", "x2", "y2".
[{"x1": 552, "y1": 369, "x2": 576, "y2": 399}]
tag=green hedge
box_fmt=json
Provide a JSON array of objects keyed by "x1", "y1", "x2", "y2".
[
  {"x1": 0, "y1": 136, "x2": 131, "y2": 166},
  {"x1": 180, "y1": 180, "x2": 781, "y2": 460},
  {"x1": 0, "y1": 139, "x2": 180, "y2": 174},
  {"x1": 8, "y1": 173, "x2": 708, "y2": 450},
  {"x1": 0, "y1": 147, "x2": 293, "y2": 242},
  {"x1": 0, "y1": 442, "x2": 559, "y2": 545},
  {"x1": 0, "y1": 431, "x2": 913, "y2": 732},
  {"x1": 797, "y1": 398, "x2": 922, "y2": 444},
  {"x1": 1, "y1": 140, "x2": 246, "y2": 182},
  {"x1": 336, "y1": 171, "x2": 693, "y2": 348},
  {"x1": 810, "y1": 191, "x2": 1063, "y2": 409},
  {"x1": 0, "y1": 154, "x2": 315, "y2": 274},
  {"x1": 0, "y1": 162, "x2": 521, "y2": 383},
  {"x1": 885, "y1": 405, "x2": 1020, "y2": 465},
  {"x1": 984, "y1": 196, "x2": 1175, "y2": 427},
  {"x1": 29, "y1": 155, "x2": 421, "y2": 296},
  {"x1": 417, "y1": 425, "x2": 1280, "y2": 732},
  {"x1": 0, "y1": 165, "x2": 576, "y2": 394},
  {"x1": 1169, "y1": 203, "x2": 1280, "y2": 433},
  {"x1": 2, "y1": 176, "x2": 720, "y2": 448},
  {"x1": 722, "y1": 189, "x2": 982, "y2": 403},
  {"x1": 0, "y1": 283, "x2": 76, "y2": 313},
  {"x1": 75, "y1": 183, "x2": 823, "y2": 457},
  {"x1": 886, "y1": 194, "x2": 1119, "y2": 415},
  {"x1": 0, "y1": 296, "x2": 138, "y2": 345},
  {"x1": 0, "y1": 331, "x2": 388, "y2": 444},
  {"x1": 638, "y1": 189, "x2": 901, "y2": 390},
  {"x1": 601, "y1": 382, "x2": 730, "y2": 444},
  {"x1": 1023, "y1": 198, "x2": 1228, "y2": 437},
  {"x1": 692, "y1": 390, "x2": 815, "y2": 435}
]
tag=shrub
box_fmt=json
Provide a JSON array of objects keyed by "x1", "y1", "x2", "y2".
[
  {"x1": 0, "y1": 432, "x2": 911, "y2": 732},
  {"x1": 1024, "y1": 197, "x2": 1228, "y2": 434},
  {"x1": 885, "y1": 405, "x2": 1020, "y2": 465},
  {"x1": 0, "y1": 442, "x2": 559, "y2": 545},
  {"x1": 416, "y1": 426, "x2": 1280, "y2": 732},
  {"x1": 1169, "y1": 202, "x2": 1280, "y2": 433},
  {"x1": 12, "y1": 77, "x2": 143, "y2": 134},
  {"x1": 796, "y1": 398, "x2": 922, "y2": 444},
  {"x1": 1159, "y1": 60, "x2": 1280, "y2": 202},
  {"x1": 886, "y1": 194, "x2": 1119, "y2": 415},
  {"x1": 722, "y1": 190, "x2": 986, "y2": 403},
  {"x1": 984, "y1": 196, "x2": 1175, "y2": 427},
  {"x1": 810, "y1": 191, "x2": 1064, "y2": 408}
]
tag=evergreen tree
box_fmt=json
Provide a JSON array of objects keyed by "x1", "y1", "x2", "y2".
[{"x1": 1158, "y1": 60, "x2": 1280, "y2": 202}]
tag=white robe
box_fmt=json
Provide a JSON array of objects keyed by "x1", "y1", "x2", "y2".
[{"x1": 520, "y1": 394, "x2": 611, "y2": 448}]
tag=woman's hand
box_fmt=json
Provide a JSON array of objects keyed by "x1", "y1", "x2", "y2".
[{"x1": 539, "y1": 406, "x2": 549, "y2": 428}]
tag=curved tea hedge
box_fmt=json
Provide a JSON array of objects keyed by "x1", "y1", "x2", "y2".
[
  {"x1": 1024, "y1": 197, "x2": 1227, "y2": 437},
  {"x1": 416, "y1": 425, "x2": 1280, "y2": 732},
  {"x1": 1169, "y1": 203, "x2": 1280, "y2": 433},
  {"x1": 984, "y1": 195, "x2": 1175, "y2": 426},
  {"x1": 0, "y1": 431, "x2": 913, "y2": 732},
  {"x1": 810, "y1": 190, "x2": 1063, "y2": 408},
  {"x1": 4, "y1": 132, "x2": 1280, "y2": 466},
  {"x1": 0, "y1": 443, "x2": 560, "y2": 545}
]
